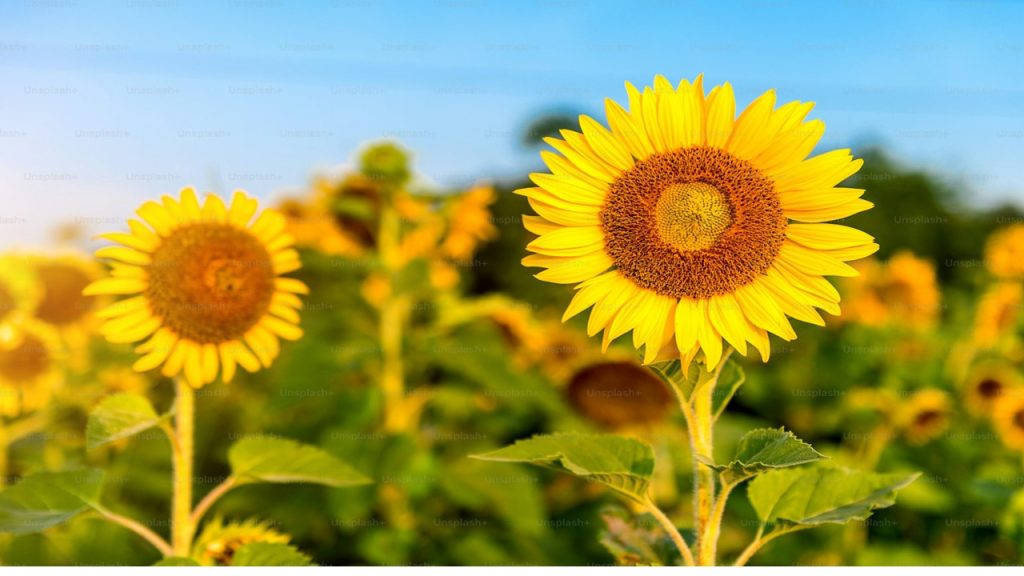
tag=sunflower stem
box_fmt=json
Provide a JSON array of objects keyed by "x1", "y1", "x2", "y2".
[
  {"x1": 170, "y1": 378, "x2": 195, "y2": 557},
  {"x1": 692, "y1": 373, "x2": 716, "y2": 565},
  {"x1": 644, "y1": 496, "x2": 695, "y2": 566},
  {"x1": 378, "y1": 194, "x2": 409, "y2": 433}
]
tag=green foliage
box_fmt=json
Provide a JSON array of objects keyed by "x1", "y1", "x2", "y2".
[
  {"x1": 748, "y1": 467, "x2": 919, "y2": 526},
  {"x1": 598, "y1": 506, "x2": 673, "y2": 566},
  {"x1": 472, "y1": 433, "x2": 655, "y2": 503},
  {"x1": 153, "y1": 557, "x2": 200, "y2": 566},
  {"x1": 0, "y1": 470, "x2": 104, "y2": 534},
  {"x1": 231, "y1": 542, "x2": 315, "y2": 566},
  {"x1": 701, "y1": 428, "x2": 824, "y2": 485},
  {"x1": 86, "y1": 393, "x2": 164, "y2": 450},
  {"x1": 228, "y1": 436, "x2": 372, "y2": 487}
]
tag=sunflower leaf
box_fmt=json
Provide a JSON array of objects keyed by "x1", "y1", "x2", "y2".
[
  {"x1": 712, "y1": 360, "x2": 746, "y2": 420},
  {"x1": 649, "y1": 360, "x2": 701, "y2": 400},
  {"x1": 86, "y1": 393, "x2": 165, "y2": 450},
  {"x1": 470, "y1": 433, "x2": 655, "y2": 503},
  {"x1": 748, "y1": 466, "x2": 919, "y2": 526},
  {"x1": 228, "y1": 436, "x2": 372, "y2": 488},
  {"x1": 702, "y1": 428, "x2": 824, "y2": 485},
  {"x1": 231, "y1": 542, "x2": 315, "y2": 566},
  {"x1": 0, "y1": 470, "x2": 104, "y2": 534}
]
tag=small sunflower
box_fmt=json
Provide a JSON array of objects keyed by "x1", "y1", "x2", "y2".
[
  {"x1": 278, "y1": 197, "x2": 365, "y2": 257},
  {"x1": 0, "y1": 321, "x2": 61, "y2": 418},
  {"x1": 963, "y1": 361, "x2": 1021, "y2": 417},
  {"x1": 897, "y1": 389, "x2": 952, "y2": 446},
  {"x1": 439, "y1": 184, "x2": 498, "y2": 261},
  {"x1": 841, "y1": 251, "x2": 940, "y2": 330},
  {"x1": 973, "y1": 282, "x2": 1022, "y2": 349},
  {"x1": 521, "y1": 75, "x2": 876, "y2": 369},
  {"x1": 85, "y1": 188, "x2": 307, "y2": 388},
  {"x1": 31, "y1": 253, "x2": 102, "y2": 335},
  {"x1": 985, "y1": 224, "x2": 1024, "y2": 279},
  {"x1": 995, "y1": 392, "x2": 1024, "y2": 452},
  {"x1": 192, "y1": 516, "x2": 290, "y2": 566},
  {"x1": 566, "y1": 360, "x2": 672, "y2": 429}
]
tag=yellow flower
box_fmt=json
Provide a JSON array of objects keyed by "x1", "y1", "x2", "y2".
[
  {"x1": 973, "y1": 282, "x2": 1022, "y2": 349},
  {"x1": 0, "y1": 321, "x2": 61, "y2": 418},
  {"x1": 0, "y1": 255, "x2": 41, "y2": 330},
  {"x1": 566, "y1": 360, "x2": 672, "y2": 429},
  {"x1": 31, "y1": 253, "x2": 102, "y2": 331},
  {"x1": 841, "y1": 251, "x2": 940, "y2": 329},
  {"x1": 995, "y1": 391, "x2": 1024, "y2": 452},
  {"x1": 440, "y1": 185, "x2": 498, "y2": 261},
  {"x1": 85, "y1": 188, "x2": 308, "y2": 388},
  {"x1": 521, "y1": 75, "x2": 876, "y2": 369},
  {"x1": 192, "y1": 516, "x2": 290, "y2": 566},
  {"x1": 897, "y1": 389, "x2": 952, "y2": 445},
  {"x1": 986, "y1": 224, "x2": 1024, "y2": 279},
  {"x1": 963, "y1": 360, "x2": 1021, "y2": 418},
  {"x1": 278, "y1": 197, "x2": 365, "y2": 257},
  {"x1": 428, "y1": 260, "x2": 459, "y2": 291}
]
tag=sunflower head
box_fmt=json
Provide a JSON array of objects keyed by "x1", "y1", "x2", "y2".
[
  {"x1": 359, "y1": 141, "x2": 411, "y2": 189},
  {"x1": 440, "y1": 184, "x2": 498, "y2": 261},
  {"x1": 192, "y1": 516, "x2": 290, "y2": 566},
  {"x1": 0, "y1": 255, "x2": 41, "y2": 329},
  {"x1": 521, "y1": 75, "x2": 876, "y2": 370},
  {"x1": 841, "y1": 251, "x2": 940, "y2": 330},
  {"x1": 85, "y1": 188, "x2": 308, "y2": 388},
  {"x1": 973, "y1": 282, "x2": 1023, "y2": 349},
  {"x1": 0, "y1": 320, "x2": 61, "y2": 417},
  {"x1": 963, "y1": 360, "x2": 1021, "y2": 417},
  {"x1": 985, "y1": 224, "x2": 1024, "y2": 279},
  {"x1": 897, "y1": 389, "x2": 952, "y2": 446},
  {"x1": 31, "y1": 254, "x2": 101, "y2": 330},
  {"x1": 995, "y1": 391, "x2": 1024, "y2": 452},
  {"x1": 566, "y1": 360, "x2": 672, "y2": 429}
]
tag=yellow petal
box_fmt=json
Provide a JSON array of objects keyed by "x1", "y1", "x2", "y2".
[
  {"x1": 261, "y1": 315, "x2": 302, "y2": 341},
  {"x1": 276, "y1": 278, "x2": 309, "y2": 295},
  {"x1": 201, "y1": 343, "x2": 218, "y2": 385},
  {"x1": 228, "y1": 190, "x2": 259, "y2": 226},
  {"x1": 95, "y1": 246, "x2": 151, "y2": 266},
  {"x1": 98, "y1": 232, "x2": 157, "y2": 253},
  {"x1": 527, "y1": 226, "x2": 604, "y2": 257},
  {"x1": 137, "y1": 201, "x2": 174, "y2": 236},
  {"x1": 202, "y1": 194, "x2": 228, "y2": 222},
  {"x1": 83, "y1": 277, "x2": 146, "y2": 296},
  {"x1": 219, "y1": 343, "x2": 237, "y2": 383},
  {"x1": 578, "y1": 114, "x2": 633, "y2": 171},
  {"x1": 179, "y1": 187, "x2": 202, "y2": 222}
]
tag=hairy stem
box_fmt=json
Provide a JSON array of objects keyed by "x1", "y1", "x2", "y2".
[
  {"x1": 644, "y1": 498, "x2": 695, "y2": 566},
  {"x1": 734, "y1": 524, "x2": 807, "y2": 566},
  {"x1": 170, "y1": 378, "x2": 195, "y2": 557}
]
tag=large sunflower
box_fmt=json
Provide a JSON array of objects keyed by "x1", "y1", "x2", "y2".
[
  {"x1": 84, "y1": 188, "x2": 308, "y2": 388},
  {"x1": 521, "y1": 75, "x2": 876, "y2": 368}
]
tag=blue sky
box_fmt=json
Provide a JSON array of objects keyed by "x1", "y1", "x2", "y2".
[{"x1": 1, "y1": 0, "x2": 1022, "y2": 247}]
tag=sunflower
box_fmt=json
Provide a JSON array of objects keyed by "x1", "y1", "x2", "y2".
[
  {"x1": 963, "y1": 361, "x2": 1021, "y2": 417},
  {"x1": 0, "y1": 255, "x2": 41, "y2": 330},
  {"x1": 973, "y1": 282, "x2": 1022, "y2": 349},
  {"x1": 566, "y1": 360, "x2": 672, "y2": 429},
  {"x1": 277, "y1": 196, "x2": 366, "y2": 257},
  {"x1": 440, "y1": 184, "x2": 498, "y2": 261},
  {"x1": 0, "y1": 321, "x2": 61, "y2": 418},
  {"x1": 84, "y1": 188, "x2": 307, "y2": 388},
  {"x1": 520, "y1": 75, "x2": 876, "y2": 369},
  {"x1": 192, "y1": 516, "x2": 290, "y2": 566},
  {"x1": 841, "y1": 251, "x2": 940, "y2": 330},
  {"x1": 31, "y1": 253, "x2": 102, "y2": 335},
  {"x1": 897, "y1": 389, "x2": 952, "y2": 446},
  {"x1": 994, "y1": 391, "x2": 1024, "y2": 451},
  {"x1": 985, "y1": 224, "x2": 1024, "y2": 279}
]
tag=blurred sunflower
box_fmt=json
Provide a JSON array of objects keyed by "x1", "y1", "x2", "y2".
[
  {"x1": 192, "y1": 516, "x2": 290, "y2": 566},
  {"x1": 521, "y1": 75, "x2": 876, "y2": 369},
  {"x1": 963, "y1": 361, "x2": 1021, "y2": 418},
  {"x1": 985, "y1": 224, "x2": 1024, "y2": 279},
  {"x1": 994, "y1": 392, "x2": 1024, "y2": 451},
  {"x1": 85, "y1": 188, "x2": 308, "y2": 388},
  {"x1": 841, "y1": 251, "x2": 940, "y2": 330},
  {"x1": 30, "y1": 253, "x2": 102, "y2": 344},
  {"x1": 0, "y1": 321, "x2": 61, "y2": 418},
  {"x1": 439, "y1": 184, "x2": 498, "y2": 261},
  {"x1": 897, "y1": 389, "x2": 952, "y2": 446},
  {"x1": 0, "y1": 255, "x2": 41, "y2": 331},
  {"x1": 277, "y1": 197, "x2": 366, "y2": 257},
  {"x1": 566, "y1": 360, "x2": 672, "y2": 429},
  {"x1": 973, "y1": 282, "x2": 1022, "y2": 349}
]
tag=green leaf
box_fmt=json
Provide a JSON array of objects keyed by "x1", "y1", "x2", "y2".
[
  {"x1": 86, "y1": 393, "x2": 164, "y2": 450},
  {"x1": 702, "y1": 428, "x2": 824, "y2": 484},
  {"x1": 599, "y1": 506, "x2": 673, "y2": 566},
  {"x1": 712, "y1": 361, "x2": 745, "y2": 419},
  {"x1": 748, "y1": 467, "x2": 919, "y2": 526},
  {"x1": 471, "y1": 433, "x2": 655, "y2": 503},
  {"x1": 649, "y1": 360, "x2": 699, "y2": 399},
  {"x1": 0, "y1": 470, "x2": 104, "y2": 534},
  {"x1": 232, "y1": 542, "x2": 315, "y2": 566},
  {"x1": 228, "y1": 436, "x2": 372, "y2": 488},
  {"x1": 153, "y1": 557, "x2": 200, "y2": 566}
]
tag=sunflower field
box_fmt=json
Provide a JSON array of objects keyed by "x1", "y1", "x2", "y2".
[{"x1": 1, "y1": 20, "x2": 1023, "y2": 567}]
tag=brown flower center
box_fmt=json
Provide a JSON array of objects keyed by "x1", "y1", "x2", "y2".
[
  {"x1": 978, "y1": 378, "x2": 1003, "y2": 399},
  {"x1": 146, "y1": 223, "x2": 275, "y2": 344},
  {"x1": 35, "y1": 262, "x2": 95, "y2": 325},
  {"x1": 601, "y1": 146, "x2": 786, "y2": 299},
  {"x1": 0, "y1": 335, "x2": 50, "y2": 382},
  {"x1": 567, "y1": 361, "x2": 671, "y2": 428}
]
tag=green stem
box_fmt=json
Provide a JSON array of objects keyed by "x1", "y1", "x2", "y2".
[
  {"x1": 644, "y1": 497, "x2": 695, "y2": 566},
  {"x1": 692, "y1": 376, "x2": 716, "y2": 565},
  {"x1": 378, "y1": 195, "x2": 408, "y2": 434},
  {"x1": 170, "y1": 378, "x2": 195, "y2": 557},
  {"x1": 733, "y1": 524, "x2": 808, "y2": 566},
  {"x1": 190, "y1": 476, "x2": 237, "y2": 526},
  {"x1": 93, "y1": 504, "x2": 173, "y2": 557}
]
